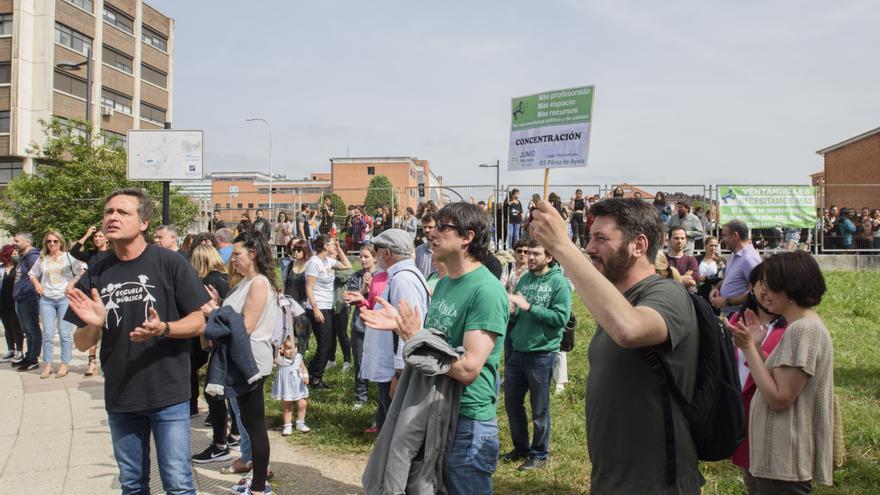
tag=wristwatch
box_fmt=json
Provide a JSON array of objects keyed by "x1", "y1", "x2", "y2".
[
  {"x1": 725, "y1": 297, "x2": 732, "y2": 307},
  {"x1": 162, "y1": 321, "x2": 171, "y2": 337}
]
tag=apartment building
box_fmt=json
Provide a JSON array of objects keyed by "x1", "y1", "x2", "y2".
[
  {"x1": 330, "y1": 156, "x2": 443, "y2": 210},
  {"x1": 0, "y1": 0, "x2": 173, "y2": 183}
]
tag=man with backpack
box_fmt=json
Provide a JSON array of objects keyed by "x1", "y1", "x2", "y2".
[
  {"x1": 528, "y1": 198, "x2": 704, "y2": 493},
  {"x1": 360, "y1": 229, "x2": 430, "y2": 432}
]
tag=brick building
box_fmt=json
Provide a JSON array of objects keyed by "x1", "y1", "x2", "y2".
[
  {"x1": 815, "y1": 126, "x2": 880, "y2": 210},
  {"x1": 330, "y1": 156, "x2": 443, "y2": 211},
  {"x1": 210, "y1": 171, "x2": 330, "y2": 224},
  {"x1": 1, "y1": 0, "x2": 173, "y2": 182}
]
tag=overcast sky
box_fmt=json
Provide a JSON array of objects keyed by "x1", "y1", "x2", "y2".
[{"x1": 149, "y1": 0, "x2": 879, "y2": 187}]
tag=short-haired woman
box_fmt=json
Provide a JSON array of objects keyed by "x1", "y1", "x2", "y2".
[
  {"x1": 727, "y1": 251, "x2": 833, "y2": 494},
  {"x1": 29, "y1": 231, "x2": 84, "y2": 378}
]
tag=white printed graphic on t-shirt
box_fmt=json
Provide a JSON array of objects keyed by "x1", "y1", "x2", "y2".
[{"x1": 101, "y1": 274, "x2": 157, "y2": 326}]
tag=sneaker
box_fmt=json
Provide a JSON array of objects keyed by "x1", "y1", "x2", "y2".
[
  {"x1": 204, "y1": 416, "x2": 213, "y2": 427},
  {"x1": 0, "y1": 350, "x2": 14, "y2": 363},
  {"x1": 517, "y1": 456, "x2": 548, "y2": 471},
  {"x1": 554, "y1": 383, "x2": 565, "y2": 395},
  {"x1": 500, "y1": 449, "x2": 530, "y2": 462},
  {"x1": 10, "y1": 351, "x2": 23, "y2": 364},
  {"x1": 364, "y1": 426, "x2": 378, "y2": 434},
  {"x1": 295, "y1": 421, "x2": 311, "y2": 433},
  {"x1": 191, "y1": 443, "x2": 232, "y2": 463},
  {"x1": 341, "y1": 361, "x2": 351, "y2": 373},
  {"x1": 226, "y1": 434, "x2": 241, "y2": 451},
  {"x1": 281, "y1": 424, "x2": 292, "y2": 436},
  {"x1": 17, "y1": 360, "x2": 39, "y2": 371},
  {"x1": 231, "y1": 479, "x2": 272, "y2": 494},
  {"x1": 324, "y1": 360, "x2": 337, "y2": 371},
  {"x1": 352, "y1": 401, "x2": 366, "y2": 411}
]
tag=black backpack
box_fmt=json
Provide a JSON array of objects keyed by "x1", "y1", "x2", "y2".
[{"x1": 641, "y1": 292, "x2": 745, "y2": 485}]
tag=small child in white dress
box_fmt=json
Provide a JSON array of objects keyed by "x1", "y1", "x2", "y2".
[{"x1": 271, "y1": 337, "x2": 310, "y2": 435}]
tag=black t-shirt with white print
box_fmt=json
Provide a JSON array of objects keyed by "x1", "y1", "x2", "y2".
[{"x1": 64, "y1": 244, "x2": 209, "y2": 413}]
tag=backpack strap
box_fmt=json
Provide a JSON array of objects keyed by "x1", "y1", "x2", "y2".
[
  {"x1": 388, "y1": 267, "x2": 431, "y2": 356},
  {"x1": 640, "y1": 349, "x2": 678, "y2": 485}
]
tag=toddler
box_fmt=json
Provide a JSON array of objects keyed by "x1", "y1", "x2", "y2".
[{"x1": 271, "y1": 337, "x2": 310, "y2": 435}]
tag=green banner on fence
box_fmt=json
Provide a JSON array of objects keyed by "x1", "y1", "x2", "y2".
[{"x1": 718, "y1": 185, "x2": 817, "y2": 228}]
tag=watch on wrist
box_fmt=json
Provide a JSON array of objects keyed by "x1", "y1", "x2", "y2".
[
  {"x1": 725, "y1": 297, "x2": 732, "y2": 307},
  {"x1": 162, "y1": 321, "x2": 170, "y2": 337}
]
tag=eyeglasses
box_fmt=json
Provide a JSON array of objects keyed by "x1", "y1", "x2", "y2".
[
  {"x1": 292, "y1": 247, "x2": 303, "y2": 252},
  {"x1": 516, "y1": 249, "x2": 529, "y2": 254},
  {"x1": 435, "y1": 223, "x2": 461, "y2": 233},
  {"x1": 46, "y1": 240, "x2": 60, "y2": 244}
]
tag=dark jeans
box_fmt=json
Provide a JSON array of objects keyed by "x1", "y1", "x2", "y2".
[
  {"x1": 237, "y1": 378, "x2": 270, "y2": 492},
  {"x1": 1, "y1": 307, "x2": 24, "y2": 353},
  {"x1": 15, "y1": 297, "x2": 41, "y2": 363},
  {"x1": 307, "y1": 309, "x2": 334, "y2": 382},
  {"x1": 375, "y1": 381, "x2": 392, "y2": 431},
  {"x1": 189, "y1": 339, "x2": 208, "y2": 414},
  {"x1": 503, "y1": 350, "x2": 557, "y2": 459},
  {"x1": 350, "y1": 317, "x2": 369, "y2": 403},
  {"x1": 330, "y1": 306, "x2": 351, "y2": 363},
  {"x1": 754, "y1": 478, "x2": 811, "y2": 494},
  {"x1": 208, "y1": 393, "x2": 228, "y2": 446},
  {"x1": 571, "y1": 213, "x2": 586, "y2": 247}
]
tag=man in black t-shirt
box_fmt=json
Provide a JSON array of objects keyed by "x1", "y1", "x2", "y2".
[{"x1": 65, "y1": 188, "x2": 209, "y2": 495}]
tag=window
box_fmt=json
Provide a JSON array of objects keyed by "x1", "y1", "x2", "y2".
[
  {"x1": 102, "y1": 45, "x2": 132, "y2": 74},
  {"x1": 141, "y1": 64, "x2": 167, "y2": 88},
  {"x1": 0, "y1": 15, "x2": 11, "y2": 36},
  {"x1": 0, "y1": 161, "x2": 24, "y2": 183},
  {"x1": 140, "y1": 102, "x2": 166, "y2": 124},
  {"x1": 66, "y1": 0, "x2": 93, "y2": 13},
  {"x1": 101, "y1": 88, "x2": 132, "y2": 114},
  {"x1": 103, "y1": 6, "x2": 133, "y2": 34},
  {"x1": 226, "y1": 203, "x2": 231, "y2": 209},
  {"x1": 53, "y1": 117, "x2": 88, "y2": 138},
  {"x1": 367, "y1": 166, "x2": 375, "y2": 175},
  {"x1": 142, "y1": 26, "x2": 167, "y2": 51},
  {"x1": 54, "y1": 70, "x2": 88, "y2": 99},
  {"x1": 100, "y1": 129, "x2": 126, "y2": 149},
  {"x1": 55, "y1": 23, "x2": 92, "y2": 55},
  {"x1": 236, "y1": 203, "x2": 243, "y2": 209},
  {"x1": 0, "y1": 111, "x2": 9, "y2": 133},
  {"x1": 214, "y1": 203, "x2": 221, "y2": 209},
  {"x1": 247, "y1": 203, "x2": 254, "y2": 208},
  {"x1": 0, "y1": 63, "x2": 9, "y2": 84}
]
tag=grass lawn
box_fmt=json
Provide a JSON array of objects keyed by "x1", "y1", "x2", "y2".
[{"x1": 265, "y1": 271, "x2": 880, "y2": 494}]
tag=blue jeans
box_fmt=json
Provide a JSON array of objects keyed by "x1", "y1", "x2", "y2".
[
  {"x1": 40, "y1": 296, "x2": 73, "y2": 364},
  {"x1": 448, "y1": 416, "x2": 499, "y2": 495},
  {"x1": 107, "y1": 401, "x2": 196, "y2": 495},
  {"x1": 375, "y1": 381, "x2": 392, "y2": 431},
  {"x1": 15, "y1": 297, "x2": 41, "y2": 363},
  {"x1": 503, "y1": 350, "x2": 556, "y2": 459},
  {"x1": 508, "y1": 223, "x2": 521, "y2": 249},
  {"x1": 226, "y1": 387, "x2": 252, "y2": 463}
]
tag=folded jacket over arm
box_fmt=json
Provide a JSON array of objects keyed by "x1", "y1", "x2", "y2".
[{"x1": 204, "y1": 306, "x2": 261, "y2": 397}]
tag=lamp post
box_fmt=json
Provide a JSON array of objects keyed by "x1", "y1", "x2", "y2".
[
  {"x1": 56, "y1": 47, "x2": 93, "y2": 141},
  {"x1": 246, "y1": 118, "x2": 273, "y2": 215},
  {"x1": 479, "y1": 159, "x2": 501, "y2": 250}
]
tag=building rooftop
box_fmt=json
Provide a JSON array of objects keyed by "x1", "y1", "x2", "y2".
[{"x1": 815, "y1": 125, "x2": 880, "y2": 155}]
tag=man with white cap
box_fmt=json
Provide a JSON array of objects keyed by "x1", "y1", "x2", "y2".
[{"x1": 360, "y1": 229, "x2": 430, "y2": 432}]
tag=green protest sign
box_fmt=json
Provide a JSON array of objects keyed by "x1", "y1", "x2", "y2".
[{"x1": 718, "y1": 185, "x2": 817, "y2": 228}]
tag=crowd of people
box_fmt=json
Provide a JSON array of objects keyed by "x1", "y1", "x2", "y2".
[{"x1": 0, "y1": 185, "x2": 842, "y2": 495}]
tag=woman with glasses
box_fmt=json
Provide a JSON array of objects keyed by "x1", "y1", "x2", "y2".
[{"x1": 28, "y1": 231, "x2": 84, "y2": 378}]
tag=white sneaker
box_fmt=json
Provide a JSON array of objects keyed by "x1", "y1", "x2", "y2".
[
  {"x1": 0, "y1": 350, "x2": 14, "y2": 363},
  {"x1": 352, "y1": 401, "x2": 365, "y2": 411},
  {"x1": 325, "y1": 360, "x2": 336, "y2": 371},
  {"x1": 341, "y1": 362, "x2": 351, "y2": 373},
  {"x1": 281, "y1": 424, "x2": 292, "y2": 436},
  {"x1": 555, "y1": 384, "x2": 565, "y2": 395},
  {"x1": 296, "y1": 422, "x2": 311, "y2": 433}
]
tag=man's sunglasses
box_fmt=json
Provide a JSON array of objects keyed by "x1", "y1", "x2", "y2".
[
  {"x1": 435, "y1": 223, "x2": 461, "y2": 233},
  {"x1": 516, "y1": 249, "x2": 529, "y2": 254}
]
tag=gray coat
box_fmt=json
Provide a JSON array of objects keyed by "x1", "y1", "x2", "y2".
[{"x1": 362, "y1": 328, "x2": 463, "y2": 495}]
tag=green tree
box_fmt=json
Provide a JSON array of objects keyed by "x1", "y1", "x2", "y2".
[
  {"x1": 363, "y1": 175, "x2": 393, "y2": 215},
  {"x1": 0, "y1": 118, "x2": 199, "y2": 242},
  {"x1": 326, "y1": 192, "x2": 347, "y2": 222}
]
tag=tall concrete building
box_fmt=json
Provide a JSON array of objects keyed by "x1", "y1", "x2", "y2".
[{"x1": 1, "y1": 0, "x2": 173, "y2": 183}]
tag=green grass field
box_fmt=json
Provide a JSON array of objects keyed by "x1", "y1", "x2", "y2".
[{"x1": 265, "y1": 271, "x2": 880, "y2": 494}]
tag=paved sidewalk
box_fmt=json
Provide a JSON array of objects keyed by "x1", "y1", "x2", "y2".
[{"x1": 0, "y1": 344, "x2": 365, "y2": 494}]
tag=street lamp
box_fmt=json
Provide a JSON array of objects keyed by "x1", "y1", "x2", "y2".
[
  {"x1": 479, "y1": 159, "x2": 501, "y2": 250},
  {"x1": 246, "y1": 118, "x2": 273, "y2": 215},
  {"x1": 56, "y1": 47, "x2": 92, "y2": 141}
]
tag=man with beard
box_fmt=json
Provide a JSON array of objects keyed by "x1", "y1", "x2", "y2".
[{"x1": 528, "y1": 198, "x2": 702, "y2": 494}]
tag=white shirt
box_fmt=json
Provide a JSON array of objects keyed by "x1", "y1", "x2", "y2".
[
  {"x1": 698, "y1": 259, "x2": 718, "y2": 279},
  {"x1": 223, "y1": 275, "x2": 278, "y2": 377},
  {"x1": 303, "y1": 255, "x2": 338, "y2": 310}
]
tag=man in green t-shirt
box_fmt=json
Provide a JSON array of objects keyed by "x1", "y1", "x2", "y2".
[
  {"x1": 361, "y1": 202, "x2": 509, "y2": 495},
  {"x1": 502, "y1": 240, "x2": 572, "y2": 471},
  {"x1": 528, "y1": 198, "x2": 701, "y2": 494}
]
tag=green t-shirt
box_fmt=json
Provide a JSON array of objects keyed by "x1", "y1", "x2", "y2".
[
  {"x1": 510, "y1": 264, "x2": 572, "y2": 352},
  {"x1": 425, "y1": 264, "x2": 508, "y2": 421}
]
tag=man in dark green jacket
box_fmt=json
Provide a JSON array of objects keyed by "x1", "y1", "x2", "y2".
[{"x1": 502, "y1": 240, "x2": 572, "y2": 471}]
